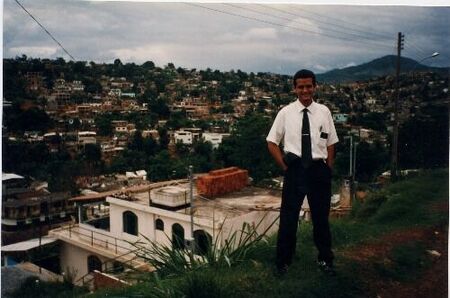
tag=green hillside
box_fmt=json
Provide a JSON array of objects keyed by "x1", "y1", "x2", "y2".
[
  {"x1": 88, "y1": 169, "x2": 448, "y2": 298},
  {"x1": 317, "y1": 55, "x2": 449, "y2": 83}
]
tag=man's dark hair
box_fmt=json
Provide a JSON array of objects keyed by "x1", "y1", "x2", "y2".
[{"x1": 293, "y1": 69, "x2": 316, "y2": 87}]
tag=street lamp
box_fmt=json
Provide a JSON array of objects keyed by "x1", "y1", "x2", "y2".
[
  {"x1": 423, "y1": 52, "x2": 440, "y2": 61},
  {"x1": 391, "y1": 52, "x2": 440, "y2": 180},
  {"x1": 412, "y1": 52, "x2": 440, "y2": 75}
]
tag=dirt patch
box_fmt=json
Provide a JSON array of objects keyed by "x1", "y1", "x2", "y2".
[
  {"x1": 342, "y1": 228, "x2": 428, "y2": 262},
  {"x1": 341, "y1": 224, "x2": 448, "y2": 298}
]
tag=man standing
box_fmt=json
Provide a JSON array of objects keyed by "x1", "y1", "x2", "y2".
[{"x1": 266, "y1": 69, "x2": 338, "y2": 275}]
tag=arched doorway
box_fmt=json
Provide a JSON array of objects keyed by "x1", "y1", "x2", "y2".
[
  {"x1": 172, "y1": 223, "x2": 185, "y2": 249},
  {"x1": 87, "y1": 255, "x2": 102, "y2": 273},
  {"x1": 194, "y1": 230, "x2": 212, "y2": 255}
]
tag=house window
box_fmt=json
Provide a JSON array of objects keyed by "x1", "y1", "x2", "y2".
[
  {"x1": 155, "y1": 218, "x2": 164, "y2": 231},
  {"x1": 87, "y1": 255, "x2": 102, "y2": 273},
  {"x1": 172, "y1": 223, "x2": 185, "y2": 250},
  {"x1": 123, "y1": 211, "x2": 138, "y2": 236},
  {"x1": 194, "y1": 230, "x2": 212, "y2": 256}
]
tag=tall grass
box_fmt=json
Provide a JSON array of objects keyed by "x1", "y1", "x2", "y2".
[
  {"x1": 351, "y1": 169, "x2": 448, "y2": 228},
  {"x1": 130, "y1": 213, "x2": 279, "y2": 277}
]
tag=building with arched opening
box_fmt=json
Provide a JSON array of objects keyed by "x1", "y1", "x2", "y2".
[{"x1": 48, "y1": 169, "x2": 281, "y2": 287}]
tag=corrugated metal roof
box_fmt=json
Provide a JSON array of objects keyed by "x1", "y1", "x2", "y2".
[{"x1": 1, "y1": 236, "x2": 58, "y2": 252}]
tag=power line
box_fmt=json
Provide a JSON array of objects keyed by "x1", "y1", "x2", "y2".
[
  {"x1": 402, "y1": 33, "x2": 439, "y2": 62},
  {"x1": 404, "y1": 37, "x2": 430, "y2": 57},
  {"x1": 286, "y1": 4, "x2": 394, "y2": 40},
  {"x1": 225, "y1": 3, "x2": 392, "y2": 47},
  {"x1": 14, "y1": 0, "x2": 75, "y2": 61},
  {"x1": 186, "y1": 3, "x2": 394, "y2": 51},
  {"x1": 402, "y1": 48, "x2": 425, "y2": 62}
]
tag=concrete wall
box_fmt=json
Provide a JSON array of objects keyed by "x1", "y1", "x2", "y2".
[
  {"x1": 108, "y1": 200, "x2": 214, "y2": 249},
  {"x1": 59, "y1": 242, "x2": 108, "y2": 283},
  {"x1": 109, "y1": 205, "x2": 154, "y2": 244},
  {"x1": 93, "y1": 271, "x2": 129, "y2": 290},
  {"x1": 106, "y1": 198, "x2": 276, "y2": 253},
  {"x1": 220, "y1": 211, "x2": 279, "y2": 248}
]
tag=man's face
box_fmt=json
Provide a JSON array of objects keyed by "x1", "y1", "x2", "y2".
[{"x1": 294, "y1": 78, "x2": 315, "y2": 106}]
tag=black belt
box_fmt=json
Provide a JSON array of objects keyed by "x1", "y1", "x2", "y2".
[{"x1": 283, "y1": 152, "x2": 325, "y2": 167}]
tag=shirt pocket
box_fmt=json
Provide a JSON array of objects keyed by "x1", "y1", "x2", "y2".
[{"x1": 317, "y1": 125, "x2": 329, "y2": 151}]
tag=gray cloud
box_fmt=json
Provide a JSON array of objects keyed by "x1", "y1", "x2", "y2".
[{"x1": 3, "y1": 0, "x2": 449, "y2": 74}]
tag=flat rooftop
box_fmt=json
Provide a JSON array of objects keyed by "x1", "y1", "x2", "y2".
[{"x1": 110, "y1": 179, "x2": 282, "y2": 222}]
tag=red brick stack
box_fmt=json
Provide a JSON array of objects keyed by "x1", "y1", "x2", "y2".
[{"x1": 196, "y1": 167, "x2": 248, "y2": 198}]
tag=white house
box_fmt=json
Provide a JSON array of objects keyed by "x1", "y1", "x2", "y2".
[
  {"x1": 202, "y1": 132, "x2": 227, "y2": 149},
  {"x1": 78, "y1": 131, "x2": 97, "y2": 146},
  {"x1": 48, "y1": 179, "x2": 280, "y2": 285},
  {"x1": 174, "y1": 130, "x2": 193, "y2": 145}
]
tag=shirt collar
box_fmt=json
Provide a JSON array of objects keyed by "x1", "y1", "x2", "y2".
[{"x1": 295, "y1": 100, "x2": 317, "y2": 114}]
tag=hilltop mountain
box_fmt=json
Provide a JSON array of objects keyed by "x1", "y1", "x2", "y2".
[{"x1": 317, "y1": 55, "x2": 449, "y2": 83}]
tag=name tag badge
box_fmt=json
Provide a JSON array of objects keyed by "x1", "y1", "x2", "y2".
[{"x1": 320, "y1": 132, "x2": 328, "y2": 139}]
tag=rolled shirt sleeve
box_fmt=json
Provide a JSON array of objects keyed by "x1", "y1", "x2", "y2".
[
  {"x1": 326, "y1": 109, "x2": 339, "y2": 147},
  {"x1": 266, "y1": 108, "x2": 285, "y2": 145}
]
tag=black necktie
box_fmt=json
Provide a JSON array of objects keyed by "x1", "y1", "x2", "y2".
[{"x1": 301, "y1": 108, "x2": 312, "y2": 168}]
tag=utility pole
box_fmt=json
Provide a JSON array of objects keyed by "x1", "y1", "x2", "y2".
[
  {"x1": 352, "y1": 140, "x2": 357, "y2": 201},
  {"x1": 349, "y1": 135, "x2": 353, "y2": 177},
  {"x1": 189, "y1": 165, "x2": 195, "y2": 253},
  {"x1": 348, "y1": 135, "x2": 358, "y2": 202},
  {"x1": 391, "y1": 32, "x2": 404, "y2": 181}
]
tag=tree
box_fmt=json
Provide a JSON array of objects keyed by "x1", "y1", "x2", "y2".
[
  {"x1": 83, "y1": 143, "x2": 102, "y2": 163},
  {"x1": 221, "y1": 104, "x2": 234, "y2": 114},
  {"x1": 143, "y1": 136, "x2": 159, "y2": 156},
  {"x1": 217, "y1": 113, "x2": 279, "y2": 182},
  {"x1": 95, "y1": 115, "x2": 113, "y2": 136},
  {"x1": 158, "y1": 127, "x2": 170, "y2": 149},
  {"x1": 175, "y1": 142, "x2": 190, "y2": 158},
  {"x1": 354, "y1": 141, "x2": 389, "y2": 182},
  {"x1": 350, "y1": 112, "x2": 387, "y2": 132},
  {"x1": 114, "y1": 59, "x2": 123, "y2": 66},
  {"x1": 147, "y1": 150, "x2": 174, "y2": 181},
  {"x1": 217, "y1": 86, "x2": 231, "y2": 102},
  {"x1": 192, "y1": 140, "x2": 214, "y2": 172},
  {"x1": 129, "y1": 130, "x2": 144, "y2": 151},
  {"x1": 398, "y1": 106, "x2": 448, "y2": 169},
  {"x1": 84, "y1": 78, "x2": 102, "y2": 94},
  {"x1": 81, "y1": 143, "x2": 102, "y2": 175},
  {"x1": 257, "y1": 99, "x2": 268, "y2": 113},
  {"x1": 5, "y1": 106, "x2": 53, "y2": 133},
  {"x1": 142, "y1": 61, "x2": 155, "y2": 69},
  {"x1": 148, "y1": 98, "x2": 170, "y2": 118},
  {"x1": 167, "y1": 111, "x2": 190, "y2": 129}
]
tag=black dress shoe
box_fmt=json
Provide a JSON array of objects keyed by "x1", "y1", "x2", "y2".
[{"x1": 317, "y1": 261, "x2": 336, "y2": 276}]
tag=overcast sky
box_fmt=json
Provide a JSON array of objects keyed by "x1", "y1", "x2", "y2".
[{"x1": 3, "y1": 0, "x2": 449, "y2": 74}]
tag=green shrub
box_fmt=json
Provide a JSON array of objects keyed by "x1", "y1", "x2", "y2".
[
  {"x1": 352, "y1": 191, "x2": 389, "y2": 220},
  {"x1": 131, "y1": 214, "x2": 278, "y2": 277},
  {"x1": 8, "y1": 276, "x2": 87, "y2": 298},
  {"x1": 179, "y1": 271, "x2": 233, "y2": 298}
]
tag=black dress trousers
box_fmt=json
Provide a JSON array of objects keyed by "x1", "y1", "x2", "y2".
[{"x1": 276, "y1": 159, "x2": 334, "y2": 268}]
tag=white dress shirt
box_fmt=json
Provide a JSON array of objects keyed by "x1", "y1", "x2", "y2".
[{"x1": 266, "y1": 100, "x2": 339, "y2": 160}]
